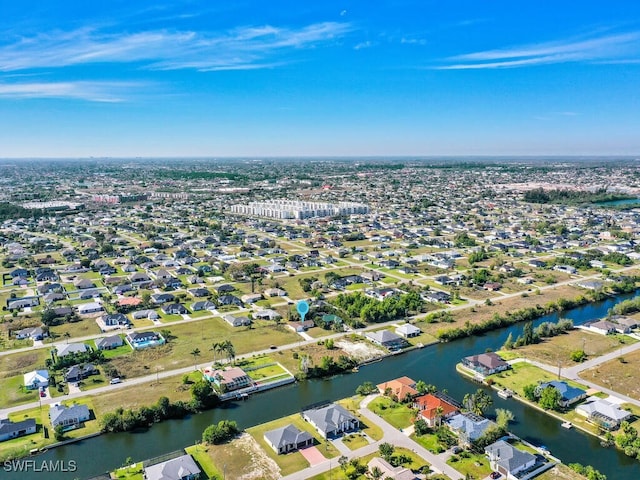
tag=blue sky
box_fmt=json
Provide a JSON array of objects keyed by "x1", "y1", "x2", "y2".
[{"x1": 1, "y1": 1, "x2": 639, "y2": 157}]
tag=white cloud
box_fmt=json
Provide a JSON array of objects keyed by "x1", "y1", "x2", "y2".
[
  {"x1": 354, "y1": 41, "x2": 373, "y2": 50},
  {"x1": 0, "y1": 80, "x2": 146, "y2": 102},
  {"x1": 0, "y1": 22, "x2": 353, "y2": 72},
  {"x1": 437, "y1": 31, "x2": 640, "y2": 69}
]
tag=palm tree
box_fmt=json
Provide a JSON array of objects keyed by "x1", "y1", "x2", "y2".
[
  {"x1": 224, "y1": 341, "x2": 236, "y2": 364},
  {"x1": 63, "y1": 332, "x2": 71, "y2": 344},
  {"x1": 210, "y1": 342, "x2": 221, "y2": 363},
  {"x1": 190, "y1": 348, "x2": 201, "y2": 370},
  {"x1": 369, "y1": 466, "x2": 383, "y2": 480},
  {"x1": 434, "y1": 406, "x2": 444, "y2": 428}
]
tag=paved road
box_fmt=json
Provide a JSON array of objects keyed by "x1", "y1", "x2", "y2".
[{"x1": 282, "y1": 394, "x2": 463, "y2": 480}]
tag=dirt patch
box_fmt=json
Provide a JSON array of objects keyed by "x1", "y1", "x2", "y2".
[
  {"x1": 335, "y1": 339, "x2": 385, "y2": 362},
  {"x1": 207, "y1": 433, "x2": 280, "y2": 480}
]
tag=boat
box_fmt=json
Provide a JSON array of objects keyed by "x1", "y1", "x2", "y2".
[
  {"x1": 561, "y1": 421, "x2": 573, "y2": 429},
  {"x1": 416, "y1": 343, "x2": 424, "y2": 349},
  {"x1": 497, "y1": 389, "x2": 513, "y2": 399}
]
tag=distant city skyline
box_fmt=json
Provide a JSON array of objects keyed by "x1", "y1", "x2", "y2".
[{"x1": 1, "y1": 1, "x2": 639, "y2": 157}]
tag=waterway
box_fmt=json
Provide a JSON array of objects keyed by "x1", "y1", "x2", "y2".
[
  {"x1": 596, "y1": 198, "x2": 640, "y2": 207},
  {"x1": 6, "y1": 292, "x2": 640, "y2": 480}
]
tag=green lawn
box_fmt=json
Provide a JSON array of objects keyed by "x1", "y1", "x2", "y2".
[
  {"x1": 0, "y1": 374, "x2": 38, "y2": 408},
  {"x1": 341, "y1": 432, "x2": 369, "y2": 450},
  {"x1": 367, "y1": 396, "x2": 416, "y2": 430},
  {"x1": 446, "y1": 452, "x2": 492, "y2": 479},
  {"x1": 185, "y1": 445, "x2": 223, "y2": 480},
  {"x1": 112, "y1": 463, "x2": 144, "y2": 480},
  {"x1": 101, "y1": 342, "x2": 134, "y2": 359},
  {"x1": 410, "y1": 432, "x2": 447, "y2": 454},
  {"x1": 487, "y1": 362, "x2": 588, "y2": 397},
  {"x1": 337, "y1": 397, "x2": 384, "y2": 441}
]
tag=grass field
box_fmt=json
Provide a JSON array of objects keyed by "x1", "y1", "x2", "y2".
[
  {"x1": 0, "y1": 374, "x2": 39, "y2": 408},
  {"x1": 0, "y1": 349, "x2": 50, "y2": 379},
  {"x1": 367, "y1": 396, "x2": 416, "y2": 430},
  {"x1": 487, "y1": 362, "x2": 588, "y2": 397},
  {"x1": 185, "y1": 445, "x2": 223, "y2": 480},
  {"x1": 537, "y1": 464, "x2": 590, "y2": 480},
  {"x1": 341, "y1": 432, "x2": 369, "y2": 450},
  {"x1": 498, "y1": 329, "x2": 635, "y2": 366},
  {"x1": 101, "y1": 341, "x2": 134, "y2": 359},
  {"x1": 581, "y1": 348, "x2": 640, "y2": 401},
  {"x1": 107, "y1": 318, "x2": 299, "y2": 379},
  {"x1": 446, "y1": 451, "x2": 492, "y2": 479},
  {"x1": 49, "y1": 317, "x2": 102, "y2": 340},
  {"x1": 111, "y1": 463, "x2": 144, "y2": 480},
  {"x1": 337, "y1": 396, "x2": 384, "y2": 441}
]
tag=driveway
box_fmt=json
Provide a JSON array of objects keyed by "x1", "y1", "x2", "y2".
[{"x1": 299, "y1": 446, "x2": 326, "y2": 466}]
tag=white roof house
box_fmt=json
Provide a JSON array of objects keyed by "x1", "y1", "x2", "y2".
[
  {"x1": 24, "y1": 370, "x2": 49, "y2": 389},
  {"x1": 395, "y1": 323, "x2": 421, "y2": 338}
]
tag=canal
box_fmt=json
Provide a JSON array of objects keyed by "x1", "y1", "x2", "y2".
[{"x1": 6, "y1": 292, "x2": 640, "y2": 480}]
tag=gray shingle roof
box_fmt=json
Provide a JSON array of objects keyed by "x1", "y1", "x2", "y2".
[{"x1": 264, "y1": 424, "x2": 313, "y2": 450}]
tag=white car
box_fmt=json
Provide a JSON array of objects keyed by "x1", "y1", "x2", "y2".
[{"x1": 109, "y1": 378, "x2": 122, "y2": 384}]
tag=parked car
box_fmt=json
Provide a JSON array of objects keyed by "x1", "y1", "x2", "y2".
[
  {"x1": 490, "y1": 472, "x2": 501, "y2": 479},
  {"x1": 39, "y1": 391, "x2": 46, "y2": 397},
  {"x1": 109, "y1": 378, "x2": 122, "y2": 384}
]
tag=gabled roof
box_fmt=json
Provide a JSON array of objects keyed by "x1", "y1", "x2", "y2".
[
  {"x1": 303, "y1": 403, "x2": 358, "y2": 434},
  {"x1": 49, "y1": 403, "x2": 90, "y2": 426},
  {"x1": 485, "y1": 440, "x2": 536, "y2": 473},
  {"x1": 377, "y1": 377, "x2": 418, "y2": 399},
  {"x1": 446, "y1": 413, "x2": 493, "y2": 441},
  {"x1": 577, "y1": 396, "x2": 631, "y2": 422},
  {"x1": 264, "y1": 424, "x2": 313, "y2": 449},
  {"x1": 0, "y1": 418, "x2": 36, "y2": 436},
  {"x1": 144, "y1": 454, "x2": 201, "y2": 480},
  {"x1": 538, "y1": 381, "x2": 586, "y2": 401}
]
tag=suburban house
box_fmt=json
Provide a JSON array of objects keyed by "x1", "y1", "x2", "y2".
[
  {"x1": 191, "y1": 300, "x2": 216, "y2": 312},
  {"x1": 288, "y1": 319, "x2": 315, "y2": 332},
  {"x1": 95, "y1": 335, "x2": 124, "y2": 350},
  {"x1": 588, "y1": 319, "x2": 631, "y2": 335},
  {"x1": 485, "y1": 440, "x2": 536, "y2": 479},
  {"x1": 143, "y1": 454, "x2": 201, "y2": 480},
  {"x1": 7, "y1": 297, "x2": 40, "y2": 310},
  {"x1": 302, "y1": 403, "x2": 360, "y2": 439},
  {"x1": 222, "y1": 313, "x2": 251, "y2": 327},
  {"x1": 446, "y1": 413, "x2": 494, "y2": 445},
  {"x1": 77, "y1": 301, "x2": 104, "y2": 315},
  {"x1": 535, "y1": 381, "x2": 587, "y2": 408},
  {"x1": 0, "y1": 418, "x2": 37, "y2": 442},
  {"x1": 253, "y1": 309, "x2": 281, "y2": 321},
  {"x1": 23, "y1": 369, "x2": 49, "y2": 390},
  {"x1": 395, "y1": 323, "x2": 421, "y2": 338},
  {"x1": 413, "y1": 394, "x2": 459, "y2": 427},
  {"x1": 150, "y1": 292, "x2": 174, "y2": 305},
  {"x1": 65, "y1": 363, "x2": 98, "y2": 383},
  {"x1": 74, "y1": 278, "x2": 95, "y2": 289},
  {"x1": 240, "y1": 293, "x2": 263, "y2": 304},
  {"x1": 203, "y1": 366, "x2": 252, "y2": 392},
  {"x1": 263, "y1": 287, "x2": 287, "y2": 297},
  {"x1": 15, "y1": 326, "x2": 47, "y2": 341},
  {"x1": 56, "y1": 343, "x2": 89, "y2": 357},
  {"x1": 364, "y1": 330, "x2": 407, "y2": 350},
  {"x1": 264, "y1": 424, "x2": 314, "y2": 454},
  {"x1": 367, "y1": 457, "x2": 417, "y2": 480},
  {"x1": 422, "y1": 291, "x2": 451, "y2": 304},
  {"x1": 377, "y1": 377, "x2": 418, "y2": 401},
  {"x1": 462, "y1": 352, "x2": 510, "y2": 376},
  {"x1": 126, "y1": 331, "x2": 165, "y2": 349},
  {"x1": 98, "y1": 313, "x2": 131, "y2": 330},
  {"x1": 576, "y1": 396, "x2": 632, "y2": 430},
  {"x1": 132, "y1": 309, "x2": 160, "y2": 320},
  {"x1": 217, "y1": 294, "x2": 244, "y2": 307},
  {"x1": 49, "y1": 403, "x2": 91, "y2": 430},
  {"x1": 161, "y1": 303, "x2": 188, "y2": 315}
]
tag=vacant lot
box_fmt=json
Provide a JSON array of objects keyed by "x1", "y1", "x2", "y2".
[
  {"x1": 498, "y1": 330, "x2": 635, "y2": 367},
  {"x1": 197, "y1": 433, "x2": 280, "y2": 480},
  {"x1": 0, "y1": 374, "x2": 38, "y2": 408},
  {"x1": 0, "y1": 349, "x2": 50, "y2": 379},
  {"x1": 415, "y1": 284, "x2": 581, "y2": 337},
  {"x1": 367, "y1": 396, "x2": 416, "y2": 430},
  {"x1": 581, "y1": 348, "x2": 640, "y2": 401},
  {"x1": 108, "y1": 318, "x2": 299, "y2": 379}
]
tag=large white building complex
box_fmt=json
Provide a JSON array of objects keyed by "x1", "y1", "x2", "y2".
[{"x1": 230, "y1": 200, "x2": 369, "y2": 220}]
